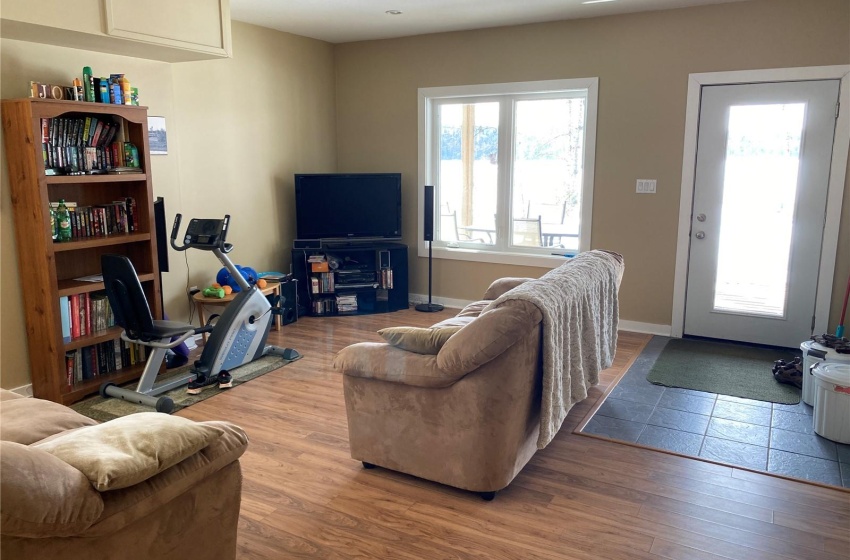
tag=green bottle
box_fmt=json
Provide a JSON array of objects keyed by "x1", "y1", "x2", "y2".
[
  {"x1": 56, "y1": 200, "x2": 72, "y2": 242},
  {"x1": 49, "y1": 203, "x2": 58, "y2": 241}
]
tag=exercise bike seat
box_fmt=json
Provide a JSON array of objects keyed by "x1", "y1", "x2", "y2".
[{"x1": 142, "y1": 320, "x2": 211, "y2": 341}]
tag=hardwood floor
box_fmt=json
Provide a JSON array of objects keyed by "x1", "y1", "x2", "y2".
[{"x1": 178, "y1": 308, "x2": 850, "y2": 560}]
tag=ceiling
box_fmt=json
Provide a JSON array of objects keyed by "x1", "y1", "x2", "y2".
[{"x1": 229, "y1": 0, "x2": 747, "y2": 44}]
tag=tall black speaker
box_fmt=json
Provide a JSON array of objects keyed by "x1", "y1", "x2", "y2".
[
  {"x1": 423, "y1": 184, "x2": 434, "y2": 242},
  {"x1": 153, "y1": 197, "x2": 168, "y2": 272},
  {"x1": 416, "y1": 185, "x2": 443, "y2": 312}
]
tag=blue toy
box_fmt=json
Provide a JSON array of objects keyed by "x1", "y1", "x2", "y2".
[{"x1": 216, "y1": 265, "x2": 259, "y2": 293}]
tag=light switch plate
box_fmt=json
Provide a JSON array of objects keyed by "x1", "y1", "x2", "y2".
[{"x1": 636, "y1": 179, "x2": 657, "y2": 193}]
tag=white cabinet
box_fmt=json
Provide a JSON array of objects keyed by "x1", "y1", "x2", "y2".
[
  {"x1": 0, "y1": 0, "x2": 232, "y2": 62},
  {"x1": 104, "y1": 0, "x2": 231, "y2": 59}
]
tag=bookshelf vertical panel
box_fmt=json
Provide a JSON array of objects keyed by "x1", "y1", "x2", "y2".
[{"x1": 2, "y1": 100, "x2": 65, "y2": 401}]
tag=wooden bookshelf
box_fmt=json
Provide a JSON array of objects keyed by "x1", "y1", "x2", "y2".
[{"x1": 2, "y1": 98, "x2": 162, "y2": 404}]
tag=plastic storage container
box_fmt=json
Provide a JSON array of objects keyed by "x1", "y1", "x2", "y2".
[
  {"x1": 800, "y1": 340, "x2": 850, "y2": 406},
  {"x1": 811, "y1": 362, "x2": 850, "y2": 444}
]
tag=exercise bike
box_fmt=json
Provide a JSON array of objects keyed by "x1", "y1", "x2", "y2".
[{"x1": 99, "y1": 214, "x2": 299, "y2": 413}]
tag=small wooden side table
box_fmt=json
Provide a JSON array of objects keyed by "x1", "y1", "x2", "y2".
[{"x1": 192, "y1": 282, "x2": 281, "y2": 344}]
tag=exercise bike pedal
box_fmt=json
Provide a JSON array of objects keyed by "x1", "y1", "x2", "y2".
[{"x1": 186, "y1": 371, "x2": 233, "y2": 395}]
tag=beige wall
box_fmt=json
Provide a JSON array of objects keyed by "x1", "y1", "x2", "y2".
[
  {"x1": 170, "y1": 22, "x2": 335, "y2": 321},
  {"x1": 0, "y1": 21, "x2": 335, "y2": 390},
  {"x1": 333, "y1": 0, "x2": 850, "y2": 329}
]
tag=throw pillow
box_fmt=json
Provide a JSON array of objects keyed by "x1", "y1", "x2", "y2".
[
  {"x1": 34, "y1": 412, "x2": 223, "y2": 491},
  {"x1": 378, "y1": 325, "x2": 463, "y2": 355}
]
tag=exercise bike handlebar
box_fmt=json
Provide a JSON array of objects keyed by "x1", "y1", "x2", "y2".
[
  {"x1": 170, "y1": 213, "x2": 233, "y2": 252},
  {"x1": 170, "y1": 213, "x2": 249, "y2": 291}
]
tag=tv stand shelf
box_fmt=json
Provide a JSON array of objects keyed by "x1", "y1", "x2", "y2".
[{"x1": 292, "y1": 242, "x2": 408, "y2": 317}]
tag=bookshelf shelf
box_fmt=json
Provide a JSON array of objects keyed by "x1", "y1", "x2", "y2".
[
  {"x1": 61, "y1": 363, "x2": 146, "y2": 405},
  {"x1": 63, "y1": 326, "x2": 124, "y2": 351},
  {"x1": 52, "y1": 232, "x2": 152, "y2": 252},
  {"x1": 2, "y1": 98, "x2": 161, "y2": 404},
  {"x1": 46, "y1": 173, "x2": 147, "y2": 184},
  {"x1": 57, "y1": 273, "x2": 155, "y2": 298}
]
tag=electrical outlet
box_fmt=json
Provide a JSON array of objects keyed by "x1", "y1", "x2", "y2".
[
  {"x1": 636, "y1": 179, "x2": 657, "y2": 194},
  {"x1": 189, "y1": 285, "x2": 200, "y2": 295}
]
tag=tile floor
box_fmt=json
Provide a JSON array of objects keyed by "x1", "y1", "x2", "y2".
[{"x1": 582, "y1": 336, "x2": 850, "y2": 488}]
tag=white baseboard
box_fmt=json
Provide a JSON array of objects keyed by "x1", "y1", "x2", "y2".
[
  {"x1": 618, "y1": 320, "x2": 673, "y2": 336},
  {"x1": 9, "y1": 384, "x2": 33, "y2": 397},
  {"x1": 410, "y1": 293, "x2": 673, "y2": 337}
]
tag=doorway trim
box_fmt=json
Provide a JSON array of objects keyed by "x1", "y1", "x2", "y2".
[{"x1": 671, "y1": 65, "x2": 850, "y2": 339}]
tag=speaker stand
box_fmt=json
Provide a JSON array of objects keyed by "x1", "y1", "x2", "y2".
[{"x1": 415, "y1": 240, "x2": 444, "y2": 313}]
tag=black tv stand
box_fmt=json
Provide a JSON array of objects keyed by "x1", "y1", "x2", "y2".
[
  {"x1": 291, "y1": 241, "x2": 408, "y2": 317},
  {"x1": 323, "y1": 241, "x2": 375, "y2": 249}
]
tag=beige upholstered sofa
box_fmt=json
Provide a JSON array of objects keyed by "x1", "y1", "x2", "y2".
[
  {"x1": 0, "y1": 389, "x2": 248, "y2": 559},
  {"x1": 335, "y1": 250, "x2": 623, "y2": 499}
]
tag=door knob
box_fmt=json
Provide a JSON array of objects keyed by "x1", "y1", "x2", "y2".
[
  {"x1": 695, "y1": 231, "x2": 705, "y2": 240},
  {"x1": 697, "y1": 213, "x2": 706, "y2": 222}
]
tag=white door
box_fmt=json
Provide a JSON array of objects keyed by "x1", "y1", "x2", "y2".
[{"x1": 684, "y1": 80, "x2": 840, "y2": 348}]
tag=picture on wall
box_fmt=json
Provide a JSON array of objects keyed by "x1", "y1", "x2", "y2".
[{"x1": 148, "y1": 116, "x2": 168, "y2": 155}]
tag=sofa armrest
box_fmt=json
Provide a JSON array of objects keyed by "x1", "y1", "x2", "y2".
[
  {"x1": 1, "y1": 441, "x2": 104, "y2": 538},
  {"x1": 482, "y1": 277, "x2": 535, "y2": 300},
  {"x1": 334, "y1": 342, "x2": 465, "y2": 388}
]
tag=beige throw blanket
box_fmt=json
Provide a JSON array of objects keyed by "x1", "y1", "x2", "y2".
[{"x1": 490, "y1": 250, "x2": 623, "y2": 448}]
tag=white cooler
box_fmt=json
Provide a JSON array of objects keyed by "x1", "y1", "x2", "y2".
[
  {"x1": 812, "y1": 362, "x2": 850, "y2": 444},
  {"x1": 800, "y1": 341, "x2": 850, "y2": 406}
]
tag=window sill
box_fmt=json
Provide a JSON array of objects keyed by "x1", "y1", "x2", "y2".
[{"x1": 417, "y1": 242, "x2": 574, "y2": 269}]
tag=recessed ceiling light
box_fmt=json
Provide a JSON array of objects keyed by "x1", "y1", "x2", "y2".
[
  {"x1": 582, "y1": 0, "x2": 617, "y2": 4},
  {"x1": 385, "y1": 10, "x2": 403, "y2": 15}
]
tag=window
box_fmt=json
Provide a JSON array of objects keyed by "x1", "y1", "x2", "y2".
[{"x1": 418, "y1": 78, "x2": 598, "y2": 267}]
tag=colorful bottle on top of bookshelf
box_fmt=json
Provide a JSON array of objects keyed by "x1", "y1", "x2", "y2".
[
  {"x1": 83, "y1": 67, "x2": 95, "y2": 102},
  {"x1": 56, "y1": 200, "x2": 72, "y2": 242}
]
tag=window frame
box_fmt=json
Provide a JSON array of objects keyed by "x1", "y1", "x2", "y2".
[{"x1": 417, "y1": 78, "x2": 599, "y2": 268}]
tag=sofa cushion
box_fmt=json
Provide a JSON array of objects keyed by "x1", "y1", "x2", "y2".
[
  {"x1": 34, "y1": 412, "x2": 223, "y2": 491},
  {"x1": 378, "y1": 325, "x2": 463, "y2": 355},
  {"x1": 0, "y1": 441, "x2": 104, "y2": 537},
  {"x1": 437, "y1": 301, "x2": 542, "y2": 375},
  {"x1": 456, "y1": 300, "x2": 491, "y2": 318},
  {"x1": 0, "y1": 396, "x2": 98, "y2": 445},
  {"x1": 482, "y1": 277, "x2": 535, "y2": 300},
  {"x1": 430, "y1": 315, "x2": 477, "y2": 329}
]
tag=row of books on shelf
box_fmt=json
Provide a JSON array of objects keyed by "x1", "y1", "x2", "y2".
[
  {"x1": 60, "y1": 291, "x2": 115, "y2": 341},
  {"x1": 310, "y1": 272, "x2": 335, "y2": 294},
  {"x1": 40, "y1": 116, "x2": 140, "y2": 172},
  {"x1": 51, "y1": 198, "x2": 139, "y2": 241},
  {"x1": 336, "y1": 294, "x2": 358, "y2": 313},
  {"x1": 311, "y1": 294, "x2": 360, "y2": 315},
  {"x1": 65, "y1": 340, "x2": 147, "y2": 388}
]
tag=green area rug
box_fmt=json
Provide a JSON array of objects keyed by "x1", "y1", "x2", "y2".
[
  {"x1": 646, "y1": 338, "x2": 800, "y2": 404},
  {"x1": 72, "y1": 353, "x2": 300, "y2": 422}
]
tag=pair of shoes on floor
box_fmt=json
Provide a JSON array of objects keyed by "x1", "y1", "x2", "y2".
[
  {"x1": 186, "y1": 371, "x2": 233, "y2": 395},
  {"x1": 772, "y1": 357, "x2": 803, "y2": 389},
  {"x1": 811, "y1": 333, "x2": 850, "y2": 354}
]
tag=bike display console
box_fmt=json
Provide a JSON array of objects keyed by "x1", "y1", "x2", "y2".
[{"x1": 291, "y1": 241, "x2": 408, "y2": 317}]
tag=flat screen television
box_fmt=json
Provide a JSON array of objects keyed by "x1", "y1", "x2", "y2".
[{"x1": 294, "y1": 173, "x2": 402, "y2": 241}]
